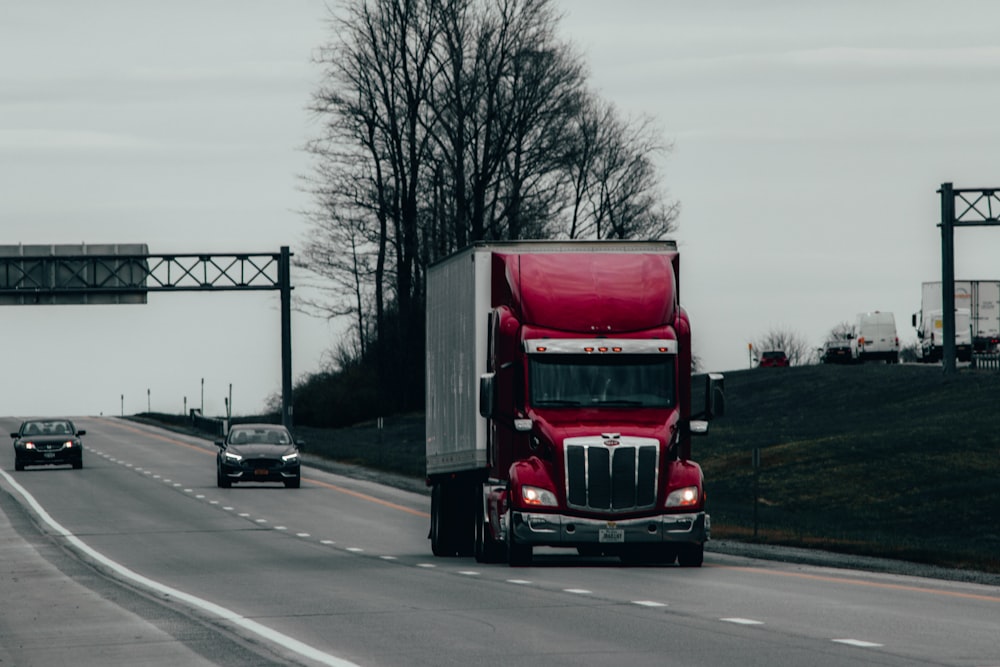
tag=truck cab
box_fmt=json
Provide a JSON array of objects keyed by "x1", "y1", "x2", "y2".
[{"x1": 426, "y1": 242, "x2": 724, "y2": 567}]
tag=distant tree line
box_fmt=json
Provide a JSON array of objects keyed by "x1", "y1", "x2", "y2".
[{"x1": 296, "y1": 0, "x2": 679, "y2": 425}]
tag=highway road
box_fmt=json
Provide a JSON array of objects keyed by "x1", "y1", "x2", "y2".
[{"x1": 1, "y1": 416, "x2": 998, "y2": 666}]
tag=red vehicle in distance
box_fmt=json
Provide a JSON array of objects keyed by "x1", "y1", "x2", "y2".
[{"x1": 757, "y1": 350, "x2": 789, "y2": 367}]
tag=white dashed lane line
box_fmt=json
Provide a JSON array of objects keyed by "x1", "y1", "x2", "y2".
[{"x1": 833, "y1": 639, "x2": 884, "y2": 648}]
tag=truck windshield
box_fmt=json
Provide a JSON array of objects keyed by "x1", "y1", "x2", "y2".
[{"x1": 529, "y1": 355, "x2": 675, "y2": 408}]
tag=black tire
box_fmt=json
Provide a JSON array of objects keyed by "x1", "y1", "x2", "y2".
[
  {"x1": 14, "y1": 459, "x2": 24, "y2": 472},
  {"x1": 284, "y1": 476, "x2": 301, "y2": 488},
  {"x1": 72, "y1": 458, "x2": 83, "y2": 470},
  {"x1": 217, "y1": 464, "x2": 231, "y2": 488},
  {"x1": 430, "y1": 484, "x2": 455, "y2": 557},
  {"x1": 474, "y1": 493, "x2": 504, "y2": 563},
  {"x1": 506, "y1": 509, "x2": 532, "y2": 567},
  {"x1": 677, "y1": 542, "x2": 704, "y2": 567}
]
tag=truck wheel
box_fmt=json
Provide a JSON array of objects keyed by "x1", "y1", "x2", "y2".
[
  {"x1": 677, "y1": 542, "x2": 704, "y2": 567},
  {"x1": 506, "y1": 509, "x2": 532, "y2": 567},
  {"x1": 431, "y1": 484, "x2": 456, "y2": 557},
  {"x1": 475, "y1": 496, "x2": 504, "y2": 563}
]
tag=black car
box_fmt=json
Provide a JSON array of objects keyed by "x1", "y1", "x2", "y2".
[
  {"x1": 216, "y1": 423, "x2": 302, "y2": 488},
  {"x1": 11, "y1": 419, "x2": 85, "y2": 470}
]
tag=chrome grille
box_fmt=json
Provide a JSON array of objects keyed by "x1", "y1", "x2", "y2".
[{"x1": 564, "y1": 438, "x2": 659, "y2": 513}]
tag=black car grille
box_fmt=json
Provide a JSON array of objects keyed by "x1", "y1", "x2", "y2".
[
  {"x1": 244, "y1": 458, "x2": 280, "y2": 470},
  {"x1": 37, "y1": 442, "x2": 64, "y2": 451},
  {"x1": 565, "y1": 441, "x2": 658, "y2": 512}
]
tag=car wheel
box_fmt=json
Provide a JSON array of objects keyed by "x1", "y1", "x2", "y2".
[
  {"x1": 14, "y1": 459, "x2": 24, "y2": 472},
  {"x1": 72, "y1": 458, "x2": 83, "y2": 470},
  {"x1": 284, "y1": 476, "x2": 301, "y2": 488},
  {"x1": 217, "y1": 464, "x2": 231, "y2": 488}
]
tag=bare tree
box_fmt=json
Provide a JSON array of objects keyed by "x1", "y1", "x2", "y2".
[
  {"x1": 563, "y1": 99, "x2": 678, "y2": 239},
  {"x1": 302, "y1": 0, "x2": 684, "y2": 409},
  {"x1": 826, "y1": 321, "x2": 854, "y2": 341}
]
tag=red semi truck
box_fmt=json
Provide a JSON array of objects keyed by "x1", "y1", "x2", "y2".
[{"x1": 425, "y1": 241, "x2": 724, "y2": 566}]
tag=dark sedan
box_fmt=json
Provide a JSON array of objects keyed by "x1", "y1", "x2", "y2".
[
  {"x1": 11, "y1": 419, "x2": 85, "y2": 470},
  {"x1": 216, "y1": 423, "x2": 302, "y2": 488}
]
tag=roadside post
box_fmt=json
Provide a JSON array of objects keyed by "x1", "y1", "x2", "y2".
[{"x1": 752, "y1": 447, "x2": 761, "y2": 539}]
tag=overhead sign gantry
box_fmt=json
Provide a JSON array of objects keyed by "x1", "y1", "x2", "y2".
[
  {"x1": 938, "y1": 183, "x2": 1000, "y2": 374},
  {"x1": 0, "y1": 244, "x2": 295, "y2": 427}
]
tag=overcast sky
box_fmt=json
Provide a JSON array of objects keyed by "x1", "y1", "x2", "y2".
[{"x1": 3, "y1": 1, "x2": 999, "y2": 417}]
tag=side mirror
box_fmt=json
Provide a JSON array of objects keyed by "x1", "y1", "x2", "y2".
[
  {"x1": 76, "y1": 430, "x2": 87, "y2": 437},
  {"x1": 911, "y1": 313, "x2": 917, "y2": 327},
  {"x1": 296, "y1": 439, "x2": 306, "y2": 451},
  {"x1": 214, "y1": 439, "x2": 225, "y2": 448},
  {"x1": 704, "y1": 372, "x2": 725, "y2": 420},
  {"x1": 479, "y1": 372, "x2": 496, "y2": 418},
  {"x1": 10, "y1": 432, "x2": 18, "y2": 439},
  {"x1": 689, "y1": 420, "x2": 709, "y2": 436}
]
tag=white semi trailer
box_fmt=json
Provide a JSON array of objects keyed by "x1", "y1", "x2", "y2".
[{"x1": 915, "y1": 281, "x2": 1000, "y2": 355}]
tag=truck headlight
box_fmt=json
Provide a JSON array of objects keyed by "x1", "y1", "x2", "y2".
[
  {"x1": 665, "y1": 486, "x2": 700, "y2": 508},
  {"x1": 521, "y1": 485, "x2": 558, "y2": 507}
]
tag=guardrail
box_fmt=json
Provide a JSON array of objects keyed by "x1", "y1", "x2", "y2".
[{"x1": 972, "y1": 353, "x2": 1000, "y2": 370}]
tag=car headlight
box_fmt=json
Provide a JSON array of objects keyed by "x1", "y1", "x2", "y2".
[
  {"x1": 63, "y1": 440, "x2": 74, "y2": 448},
  {"x1": 521, "y1": 485, "x2": 558, "y2": 507},
  {"x1": 223, "y1": 451, "x2": 243, "y2": 463},
  {"x1": 281, "y1": 453, "x2": 299, "y2": 463},
  {"x1": 665, "y1": 486, "x2": 700, "y2": 508},
  {"x1": 24, "y1": 441, "x2": 35, "y2": 450}
]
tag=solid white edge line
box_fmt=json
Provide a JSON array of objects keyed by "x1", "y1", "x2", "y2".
[{"x1": 0, "y1": 468, "x2": 360, "y2": 667}]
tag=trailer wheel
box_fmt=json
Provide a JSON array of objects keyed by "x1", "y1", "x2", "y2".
[
  {"x1": 506, "y1": 509, "x2": 532, "y2": 566},
  {"x1": 431, "y1": 484, "x2": 456, "y2": 557},
  {"x1": 677, "y1": 542, "x2": 704, "y2": 567}
]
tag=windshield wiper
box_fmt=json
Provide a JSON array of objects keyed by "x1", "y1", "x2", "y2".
[{"x1": 534, "y1": 399, "x2": 582, "y2": 406}]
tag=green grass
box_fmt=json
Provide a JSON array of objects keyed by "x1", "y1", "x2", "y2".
[
  {"x1": 703, "y1": 364, "x2": 1000, "y2": 573},
  {"x1": 298, "y1": 364, "x2": 1000, "y2": 573}
]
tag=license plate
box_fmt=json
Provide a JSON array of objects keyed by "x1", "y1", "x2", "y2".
[
  {"x1": 599, "y1": 528, "x2": 625, "y2": 543},
  {"x1": 44, "y1": 453, "x2": 55, "y2": 459},
  {"x1": 255, "y1": 469, "x2": 269, "y2": 476}
]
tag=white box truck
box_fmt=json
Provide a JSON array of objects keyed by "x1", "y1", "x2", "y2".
[{"x1": 915, "y1": 281, "x2": 1000, "y2": 354}]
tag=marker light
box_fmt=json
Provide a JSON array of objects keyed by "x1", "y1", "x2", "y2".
[{"x1": 535, "y1": 346, "x2": 548, "y2": 352}]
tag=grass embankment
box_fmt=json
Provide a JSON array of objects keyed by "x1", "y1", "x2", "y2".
[
  {"x1": 705, "y1": 364, "x2": 1000, "y2": 573},
  {"x1": 302, "y1": 364, "x2": 1000, "y2": 573}
]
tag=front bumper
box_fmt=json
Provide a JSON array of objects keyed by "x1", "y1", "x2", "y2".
[
  {"x1": 15, "y1": 446, "x2": 81, "y2": 466},
  {"x1": 510, "y1": 510, "x2": 709, "y2": 547},
  {"x1": 219, "y1": 461, "x2": 300, "y2": 483}
]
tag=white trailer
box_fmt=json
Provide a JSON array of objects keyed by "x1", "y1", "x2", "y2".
[{"x1": 916, "y1": 281, "x2": 1000, "y2": 353}]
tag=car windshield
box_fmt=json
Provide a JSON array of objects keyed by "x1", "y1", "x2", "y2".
[
  {"x1": 229, "y1": 428, "x2": 290, "y2": 445},
  {"x1": 23, "y1": 420, "x2": 73, "y2": 435},
  {"x1": 529, "y1": 355, "x2": 675, "y2": 408}
]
